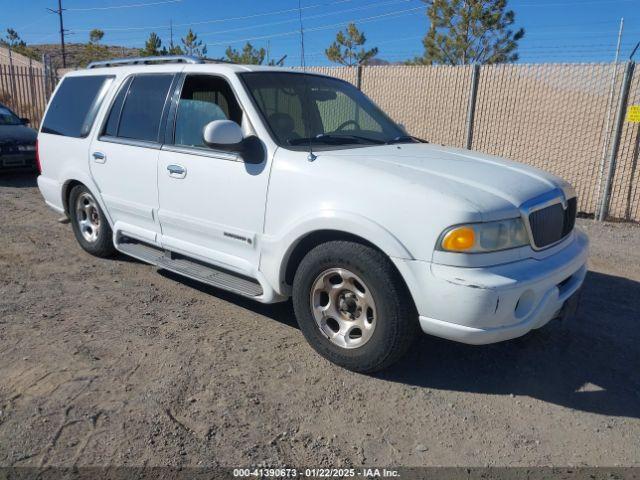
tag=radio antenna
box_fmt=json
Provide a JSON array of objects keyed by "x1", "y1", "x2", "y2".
[{"x1": 297, "y1": 0, "x2": 316, "y2": 161}]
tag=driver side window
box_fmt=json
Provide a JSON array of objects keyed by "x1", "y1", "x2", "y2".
[
  {"x1": 316, "y1": 90, "x2": 382, "y2": 134},
  {"x1": 174, "y1": 74, "x2": 243, "y2": 148}
]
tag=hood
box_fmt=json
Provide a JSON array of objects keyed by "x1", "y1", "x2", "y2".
[
  {"x1": 0, "y1": 124, "x2": 38, "y2": 145},
  {"x1": 328, "y1": 143, "x2": 569, "y2": 221}
]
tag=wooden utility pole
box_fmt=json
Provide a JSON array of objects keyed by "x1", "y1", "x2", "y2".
[{"x1": 47, "y1": 0, "x2": 67, "y2": 68}]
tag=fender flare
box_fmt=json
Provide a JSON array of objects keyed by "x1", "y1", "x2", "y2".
[
  {"x1": 260, "y1": 210, "x2": 414, "y2": 294},
  {"x1": 58, "y1": 167, "x2": 114, "y2": 227}
]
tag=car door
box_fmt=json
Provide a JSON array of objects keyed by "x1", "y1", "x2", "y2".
[
  {"x1": 157, "y1": 73, "x2": 269, "y2": 274},
  {"x1": 89, "y1": 72, "x2": 177, "y2": 246}
]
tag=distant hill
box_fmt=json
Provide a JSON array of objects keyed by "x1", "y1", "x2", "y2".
[{"x1": 28, "y1": 43, "x2": 141, "y2": 70}]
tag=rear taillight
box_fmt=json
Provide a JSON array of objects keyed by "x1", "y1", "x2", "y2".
[{"x1": 35, "y1": 139, "x2": 41, "y2": 174}]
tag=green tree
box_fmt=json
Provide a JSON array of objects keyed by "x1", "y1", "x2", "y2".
[
  {"x1": 2, "y1": 28, "x2": 26, "y2": 48},
  {"x1": 89, "y1": 29, "x2": 104, "y2": 44},
  {"x1": 82, "y1": 28, "x2": 110, "y2": 65},
  {"x1": 167, "y1": 44, "x2": 183, "y2": 55},
  {"x1": 0, "y1": 28, "x2": 39, "y2": 60},
  {"x1": 325, "y1": 23, "x2": 378, "y2": 66},
  {"x1": 410, "y1": 0, "x2": 524, "y2": 65},
  {"x1": 181, "y1": 28, "x2": 207, "y2": 57},
  {"x1": 142, "y1": 32, "x2": 163, "y2": 56},
  {"x1": 225, "y1": 42, "x2": 266, "y2": 64}
]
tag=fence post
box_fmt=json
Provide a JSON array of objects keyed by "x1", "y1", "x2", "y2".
[
  {"x1": 465, "y1": 64, "x2": 480, "y2": 150},
  {"x1": 8, "y1": 45, "x2": 18, "y2": 102},
  {"x1": 42, "y1": 54, "x2": 50, "y2": 98},
  {"x1": 598, "y1": 60, "x2": 635, "y2": 221},
  {"x1": 356, "y1": 64, "x2": 363, "y2": 90},
  {"x1": 28, "y1": 58, "x2": 37, "y2": 122}
]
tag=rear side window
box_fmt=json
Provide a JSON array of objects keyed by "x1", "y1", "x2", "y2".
[
  {"x1": 116, "y1": 74, "x2": 174, "y2": 142},
  {"x1": 103, "y1": 77, "x2": 132, "y2": 137},
  {"x1": 42, "y1": 75, "x2": 113, "y2": 137}
]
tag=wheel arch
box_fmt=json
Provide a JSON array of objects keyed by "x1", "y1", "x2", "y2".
[
  {"x1": 58, "y1": 172, "x2": 113, "y2": 227},
  {"x1": 264, "y1": 211, "x2": 414, "y2": 293},
  {"x1": 62, "y1": 179, "x2": 84, "y2": 214},
  {"x1": 283, "y1": 229, "x2": 384, "y2": 286}
]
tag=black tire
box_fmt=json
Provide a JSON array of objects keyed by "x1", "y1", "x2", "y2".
[
  {"x1": 292, "y1": 241, "x2": 418, "y2": 373},
  {"x1": 68, "y1": 184, "x2": 116, "y2": 258}
]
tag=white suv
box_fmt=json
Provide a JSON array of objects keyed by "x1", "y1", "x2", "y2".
[{"x1": 37, "y1": 56, "x2": 588, "y2": 372}]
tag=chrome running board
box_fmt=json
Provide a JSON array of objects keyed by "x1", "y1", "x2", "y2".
[{"x1": 117, "y1": 237, "x2": 263, "y2": 297}]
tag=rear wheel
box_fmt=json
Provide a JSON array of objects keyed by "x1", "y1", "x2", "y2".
[
  {"x1": 68, "y1": 185, "x2": 116, "y2": 258},
  {"x1": 292, "y1": 241, "x2": 418, "y2": 373}
]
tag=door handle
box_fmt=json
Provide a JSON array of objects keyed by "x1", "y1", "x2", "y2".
[
  {"x1": 167, "y1": 164, "x2": 187, "y2": 179},
  {"x1": 92, "y1": 151, "x2": 106, "y2": 163}
]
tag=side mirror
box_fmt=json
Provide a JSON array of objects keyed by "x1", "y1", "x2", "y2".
[
  {"x1": 203, "y1": 120, "x2": 244, "y2": 151},
  {"x1": 20, "y1": 118, "x2": 30, "y2": 125}
]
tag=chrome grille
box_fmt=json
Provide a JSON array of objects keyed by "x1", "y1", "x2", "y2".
[{"x1": 528, "y1": 197, "x2": 577, "y2": 249}]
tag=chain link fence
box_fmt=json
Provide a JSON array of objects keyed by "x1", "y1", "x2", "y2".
[
  {"x1": 307, "y1": 62, "x2": 640, "y2": 223},
  {"x1": 1, "y1": 58, "x2": 638, "y2": 222}
]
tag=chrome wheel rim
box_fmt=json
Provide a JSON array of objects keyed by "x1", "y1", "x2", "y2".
[
  {"x1": 310, "y1": 268, "x2": 377, "y2": 349},
  {"x1": 75, "y1": 192, "x2": 101, "y2": 243}
]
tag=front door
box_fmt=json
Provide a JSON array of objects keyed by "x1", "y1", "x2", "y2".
[
  {"x1": 157, "y1": 74, "x2": 269, "y2": 275},
  {"x1": 90, "y1": 73, "x2": 176, "y2": 245}
]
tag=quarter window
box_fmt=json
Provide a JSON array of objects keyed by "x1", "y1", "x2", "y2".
[
  {"x1": 174, "y1": 75, "x2": 243, "y2": 148},
  {"x1": 116, "y1": 74, "x2": 174, "y2": 143},
  {"x1": 103, "y1": 77, "x2": 132, "y2": 137},
  {"x1": 42, "y1": 75, "x2": 113, "y2": 138}
]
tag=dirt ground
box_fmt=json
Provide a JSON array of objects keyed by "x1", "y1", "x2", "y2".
[{"x1": 1, "y1": 171, "x2": 639, "y2": 468}]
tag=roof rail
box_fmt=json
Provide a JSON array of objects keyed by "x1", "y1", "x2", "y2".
[{"x1": 87, "y1": 55, "x2": 204, "y2": 69}]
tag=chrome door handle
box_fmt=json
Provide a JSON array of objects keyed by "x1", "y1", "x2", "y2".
[
  {"x1": 92, "y1": 151, "x2": 106, "y2": 163},
  {"x1": 167, "y1": 164, "x2": 187, "y2": 179}
]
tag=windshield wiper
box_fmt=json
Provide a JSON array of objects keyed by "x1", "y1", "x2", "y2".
[
  {"x1": 288, "y1": 134, "x2": 384, "y2": 146},
  {"x1": 329, "y1": 134, "x2": 385, "y2": 145},
  {"x1": 385, "y1": 135, "x2": 428, "y2": 145}
]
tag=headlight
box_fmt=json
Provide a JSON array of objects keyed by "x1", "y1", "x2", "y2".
[{"x1": 439, "y1": 218, "x2": 529, "y2": 253}]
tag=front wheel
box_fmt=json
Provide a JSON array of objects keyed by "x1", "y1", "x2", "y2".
[
  {"x1": 292, "y1": 241, "x2": 418, "y2": 373},
  {"x1": 68, "y1": 185, "x2": 116, "y2": 258}
]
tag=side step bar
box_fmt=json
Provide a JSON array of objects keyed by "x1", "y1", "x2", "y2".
[{"x1": 117, "y1": 237, "x2": 263, "y2": 297}]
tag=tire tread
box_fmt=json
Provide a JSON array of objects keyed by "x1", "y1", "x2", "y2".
[
  {"x1": 292, "y1": 240, "x2": 418, "y2": 373},
  {"x1": 68, "y1": 185, "x2": 116, "y2": 258}
]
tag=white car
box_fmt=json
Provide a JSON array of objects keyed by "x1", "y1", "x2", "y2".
[{"x1": 36, "y1": 56, "x2": 588, "y2": 372}]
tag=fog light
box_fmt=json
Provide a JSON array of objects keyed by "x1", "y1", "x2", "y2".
[{"x1": 515, "y1": 290, "x2": 536, "y2": 319}]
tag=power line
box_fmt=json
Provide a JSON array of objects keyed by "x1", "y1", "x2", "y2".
[
  {"x1": 65, "y1": 0, "x2": 416, "y2": 42},
  {"x1": 516, "y1": 0, "x2": 637, "y2": 6},
  {"x1": 45, "y1": 3, "x2": 423, "y2": 47},
  {"x1": 195, "y1": 0, "x2": 413, "y2": 38},
  {"x1": 64, "y1": 0, "x2": 360, "y2": 33},
  {"x1": 65, "y1": 0, "x2": 182, "y2": 12},
  {"x1": 201, "y1": 7, "x2": 424, "y2": 47},
  {"x1": 14, "y1": 15, "x2": 51, "y2": 32}
]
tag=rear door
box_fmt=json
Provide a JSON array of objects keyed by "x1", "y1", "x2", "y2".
[{"x1": 89, "y1": 73, "x2": 177, "y2": 245}]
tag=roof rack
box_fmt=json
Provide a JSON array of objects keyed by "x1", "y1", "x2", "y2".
[{"x1": 87, "y1": 55, "x2": 204, "y2": 69}]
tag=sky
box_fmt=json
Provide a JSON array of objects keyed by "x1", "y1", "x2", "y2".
[{"x1": 1, "y1": 0, "x2": 639, "y2": 66}]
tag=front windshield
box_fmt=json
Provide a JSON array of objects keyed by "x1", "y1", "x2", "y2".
[
  {"x1": 0, "y1": 105, "x2": 22, "y2": 126},
  {"x1": 240, "y1": 72, "x2": 410, "y2": 149}
]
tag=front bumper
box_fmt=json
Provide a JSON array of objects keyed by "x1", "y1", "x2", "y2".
[{"x1": 393, "y1": 230, "x2": 589, "y2": 345}]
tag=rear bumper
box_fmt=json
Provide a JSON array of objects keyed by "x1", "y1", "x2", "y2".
[
  {"x1": 0, "y1": 153, "x2": 36, "y2": 169},
  {"x1": 37, "y1": 175, "x2": 65, "y2": 214},
  {"x1": 394, "y1": 230, "x2": 589, "y2": 345}
]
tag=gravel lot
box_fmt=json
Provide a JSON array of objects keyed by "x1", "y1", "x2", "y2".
[{"x1": 1, "y1": 172, "x2": 639, "y2": 468}]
